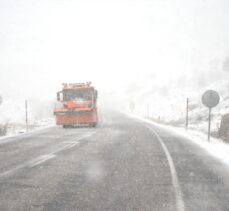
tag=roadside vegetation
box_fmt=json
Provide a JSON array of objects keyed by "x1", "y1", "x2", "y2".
[{"x1": 0, "y1": 123, "x2": 8, "y2": 136}]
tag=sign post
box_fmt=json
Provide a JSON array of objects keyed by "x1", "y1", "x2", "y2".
[
  {"x1": 25, "y1": 100, "x2": 28, "y2": 132},
  {"x1": 208, "y1": 108, "x2": 212, "y2": 141},
  {"x1": 186, "y1": 98, "x2": 189, "y2": 130},
  {"x1": 201, "y1": 90, "x2": 220, "y2": 142}
]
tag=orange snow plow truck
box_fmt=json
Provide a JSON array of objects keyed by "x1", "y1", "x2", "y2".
[{"x1": 54, "y1": 82, "x2": 98, "y2": 128}]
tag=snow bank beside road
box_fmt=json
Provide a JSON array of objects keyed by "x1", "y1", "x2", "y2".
[
  {"x1": 127, "y1": 113, "x2": 229, "y2": 168},
  {"x1": 0, "y1": 124, "x2": 54, "y2": 141},
  {"x1": 5, "y1": 118, "x2": 55, "y2": 136},
  {"x1": 0, "y1": 97, "x2": 55, "y2": 137}
]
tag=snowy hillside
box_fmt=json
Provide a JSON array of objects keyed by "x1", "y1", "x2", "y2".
[{"x1": 129, "y1": 78, "x2": 229, "y2": 137}]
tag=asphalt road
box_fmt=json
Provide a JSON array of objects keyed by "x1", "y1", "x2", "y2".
[{"x1": 0, "y1": 110, "x2": 229, "y2": 211}]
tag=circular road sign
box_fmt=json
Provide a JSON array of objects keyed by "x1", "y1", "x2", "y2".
[{"x1": 202, "y1": 90, "x2": 220, "y2": 108}]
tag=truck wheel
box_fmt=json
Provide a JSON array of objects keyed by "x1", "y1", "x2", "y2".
[{"x1": 91, "y1": 123, "x2": 97, "y2": 127}]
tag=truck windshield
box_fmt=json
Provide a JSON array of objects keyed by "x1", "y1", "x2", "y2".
[{"x1": 63, "y1": 89, "x2": 93, "y2": 101}]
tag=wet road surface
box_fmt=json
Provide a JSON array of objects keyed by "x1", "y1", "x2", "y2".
[{"x1": 0, "y1": 110, "x2": 229, "y2": 211}]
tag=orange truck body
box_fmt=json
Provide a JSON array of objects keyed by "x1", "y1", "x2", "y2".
[{"x1": 54, "y1": 82, "x2": 98, "y2": 127}]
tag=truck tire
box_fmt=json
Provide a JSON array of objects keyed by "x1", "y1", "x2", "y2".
[{"x1": 91, "y1": 123, "x2": 97, "y2": 127}]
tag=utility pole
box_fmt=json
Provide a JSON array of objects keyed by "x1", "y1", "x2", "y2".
[
  {"x1": 186, "y1": 98, "x2": 189, "y2": 129},
  {"x1": 25, "y1": 100, "x2": 28, "y2": 132}
]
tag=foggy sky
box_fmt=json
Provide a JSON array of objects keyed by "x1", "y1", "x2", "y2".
[{"x1": 0, "y1": 0, "x2": 229, "y2": 100}]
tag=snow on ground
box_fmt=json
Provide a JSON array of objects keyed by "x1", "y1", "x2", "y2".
[
  {"x1": 5, "y1": 118, "x2": 55, "y2": 136},
  {"x1": 124, "y1": 78, "x2": 229, "y2": 167},
  {"x1": 131, "y1": 79, "x2": 229, "y2": 137},
  {"x1": 0, "y1": 98, "x2": 55, "y2": 137},
  {"x1": 127, "y1": 113, "x2": 229, "y2": 168}
]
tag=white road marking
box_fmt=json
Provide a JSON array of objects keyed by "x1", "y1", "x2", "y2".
[
  {"x1": 146, "y1": 125, "x2": 185, "y2": 211},
  {"x1": 62, "y1": 142, "x2": 79, "y2": 150},
  {"x1": 50, "y1": 131, "x2": 96, "y2": 155},
  {"x1": 0, "y1": 163, "x2": 29, "y2": 178},
  {"x1": 0, "y1": 131, "x2": 97, "y2": 178},
  {"x1": 29, "y1": 154, "x2": 56, "y2": 167}
]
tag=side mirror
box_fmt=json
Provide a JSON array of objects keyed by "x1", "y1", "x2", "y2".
[{"x1": 57, "y1": 92, "x2": 60, "y2": 101}]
